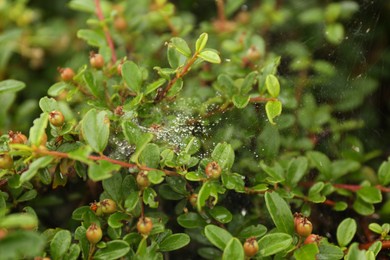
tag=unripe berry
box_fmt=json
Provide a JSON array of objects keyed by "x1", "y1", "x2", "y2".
[
  {"x1": 90, "y1": 53, "x2": 105, "y2": 69},
  {"x1": 136, "y1": 171, "x2": 150, "y2": 189},
  {"x1": 0, "y1": 153, "x2": 13, "y2": 169},
  {"x1": 8, "y1": 131, "x2": 27, "y2": 144},
  {"x1": 58, "y1": 67, "x2": 75, "y2": 81},
  {"x1": 205, "y1": 161, "x2": 221, "y2": 179},
  {"x1": 86, "y1": 223, "x2": 102, "y2": 244},
  {"x1": 101, "y1": 199, "x2": 117, "y2": 214},
  {"x1": 295, "y1": 217, "x2": 313, "y2": 237},
  {"x1": 137, "y1": 217, "x2": 153, "y2": 236},
  {"x1": 243, "y1": 237, "x2": 259, "y2": 257},
  {"x1": 304, "y1": 234, "x2": 321, "y2": 245},
  {"x1": 114, "y1": 16, "x2": 127, "y2": 31},
  {"x1": 188, "y1": 193, "x2": 198, "y2": 207},
  {"x1": 49, "y1": 110, "x2": 65, "y2": 127}
]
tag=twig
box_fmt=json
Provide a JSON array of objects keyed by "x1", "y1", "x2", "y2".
[
  {"x1": 249, "y1": 96, "x2": 278, "y2": 103},
  {"x1": 359, "y1": 240, "x2": 390, "y2": 250},
  {"x1": 94, "y1": 0, "x2": 117, "y2": 63},
  {"x1": 216, "y1": 0, "x2": 226, "y2": 23}
]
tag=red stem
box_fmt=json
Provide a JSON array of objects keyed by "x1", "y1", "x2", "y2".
[
  {"x1": 249, "y1": 96, "x2": 277, "y2": 103},
  {"x1": 359, "y1": 240, "x2": 390, "y2": 250},
  {"x1": 94, "y1": 0, "x2": 117, "y2": 63}
]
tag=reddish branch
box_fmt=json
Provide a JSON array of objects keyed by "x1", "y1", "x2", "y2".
[
  {"x1": 249, "y1": 96, "x2": 277, "y2": 103},
  {"x1": 155, "y1": 52, "x2": 199, "y2": 102},
  {"x1": 94, "y1": 0, "x2": 117, "y2": 63},
  {"x1": 36, "y1": 148, "x2": 177, "y2": 176},
  {"x1": 216, "y1": 0, "x2": 226, "y2": 23}
]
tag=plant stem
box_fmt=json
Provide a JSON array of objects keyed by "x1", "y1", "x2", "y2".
[
  {"x1": 249, "y1": 96, "x2": 278, "y2": 103},
  {"x1": 94, "y1": 0, "x2": 117, "y2": 63},
  {"x1": 216, "y1": 0, "x2": 226, "y2": 23},
  {"x1": 359, "y1": 240, "x2": 390, "y2": 250}
]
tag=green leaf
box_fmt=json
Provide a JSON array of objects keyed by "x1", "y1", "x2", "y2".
[
  {"x1": 166, "y1": 78, "x2": 183, "y2": 97},
  {"x1": 265, "y1": 100, "x2": 282, "y2": 125},
  {"x1": 368, "y1": 241, "x2": 382, "y2": 256},
  {"x1": 159, "y1": 233, "x2": 190, "y2": 252},
  {"x1": 77, "y1": 29, "x2": 105, "y2": 47},
  {"x1": 325, "y1": 23, "x2": 345, "y2": 45},
  {"x1": 143, "y1": 187, "x2": 158, "y2": 208},
  {"x1": 264, "y1": 192, "x2": 294, "y2": 234},
  {"x1": 209, "y1": 206, "x2": 232, "y2": 224},
  {"x1": 50, "y1": 230, "x2": 72, "y2": 260},
  {"x1": 232, "y1": 94, "x2": 250, "y2": 109},
  {"x1": 330, "y1": 160, "x2": 360, "y2": 180},
  {"x1": 258, "y1": 233, "x2": 293, "y2": 256},
  {"x1": 222, "y1": 238, "x2": 244, "y2": 260},
  {"x1": 378, "y1": 160, "x2": 390, "y2": 186},
  {"x1": 265, "y1": 74, "x2": 280, "y2": 98},
  {"x1": 0, "y1": 213, "x2": 38, "y2": 229},
  {"x1": 68, "y1": 145, "x2": 93, "y2": 165},
  {"x1": 198, "y1": 50, "x2": 221, "y2": 64},
  {"x1": 145, "y1": 78, "x2": 166, "y2": 95},
  {"x1": 241, "y1": 71, "x2": 258, "y2": 94},
  {"x1": 68, "y1": 0, "x2": 95, "y2": 13},
  {"x1": 293, "y1": 243, "x2": 319, "y2": 260},
  {"x1": 197, "y1": 181, "x2": 212, "y2": 211},
  {"x1": 317, "y1": 241, "x2": 344, "y2": 259},
  {"x1": 177, "y1": 212, "x2": 207, "y2": 229},
  {"x1": 102, "y1": 173, "x2": 122, "y2": 202},
  {"x1": 0, "y1": 79, "x2": 25, "y2": 94},
  {"x1": 139, "y1": 143, "x2": 160, "y2": 168},
  {"x1": 29, "y1": 113, "x2": 49, "y2": 146},
  {"x1": 108, "y1": 212, "x2": 131, "y2": 229},
  {"x1": 171, "y1": 37, "x2": 192, "y2": 57},
  {"x1": 147, "y1": 170, "x2": 165, "y2": 184},
  {"x1": 94, "y1": 240, "x2": 130, "y2": 260},
  {"x1": 195, "y1": 33, "x2": 208, "y2": 52},
  {"x1": 306, "y1": 151, "x2": 331, "y2": 179},
  {"x1": 20, "y1": 156, "x2": 53, "y2": 184},
  {"x1": 83, "y1": 71, "x2": 102, "y2": 98},
  {"x1": 17, "y1": 189, "x2": 37, "y2": 202},
  {"x1": 39, "y1": 97, "x2": 58, "y2": 113},
  {"x1": 122, "y1": 61, "x2": 142, "y2": 93},
  {"x1": 286, "y1": 157, "x2": 308, "y2": 186},
  {"x1": 356, "y1": 186, "x2": 382, "y2": 204},
  {"x1": 353, "y1": 197, "x2": 375, "y2": 216},
  {"x1": 337, "y1": 218, "x2": 357, "y2": 247},
  {"x1": 88, "y1": 161, "x2": 121, "y2": 181},
  {"x1": 308, "y1": 181, "x2": 326, "y2": 203},
  {"x1": 212, "y1": 143, "x2": 235, "y2": 171},
  {"x1": 124, "y1": 191, "x2": 139, "y2": 212},
  {"x1": 198, "y1": 247, "x2": 222, "y2": 259},
  {"x1": 368, "y1": 223, "x2": 382, "y2": 234},
  {"x1": 345, "y1": 243, "x2": 365, "y2": 260},
  {"x1": 237, "y1": 224, "x2": 267, "y2": 239},
  {"x1": 0, "y1": 230, "x2": 46, "y2": 259},
  {"x1": 67, "y1": 244, "x2": 81, "y2": 260},
  {"x1": 221, "y1": 172, "x2": 245, "y2": 192},
  {"x1": 204, "y1": 225, "x2": 233, "y2": 251},
  {"x1": 82, "y1": 109, "x2": 110, "y2": 153}
]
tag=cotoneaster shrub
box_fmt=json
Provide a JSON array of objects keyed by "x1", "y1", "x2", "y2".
[{"x1": 0, "y1": 0, "x2": 389, "y2": 259}]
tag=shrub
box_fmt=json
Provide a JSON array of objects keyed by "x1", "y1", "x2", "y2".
[{"x1": 0, "y1": 0, "x2": 389, "y2": 259}]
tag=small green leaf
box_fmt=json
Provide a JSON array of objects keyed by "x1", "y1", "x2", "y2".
[
  {"x1": 356, "y1": 186, "x2": 382, "y2": 204},
  {"x1": 286, "y1": 157, "x2": 308, "y2": 186},
  {"x1": 68, "y1": 0, "x2": 95, "y2": 13},
  {"x1": 17, "y1": 189, "x2": 37, "y2": 202},
  {"x1": 39, "y1": 97, "x2": 58, "y2": 113},
  {"x1": 139, "y1": 143, "x2": 160, "y2": 168},
  {"x1": 122, "y1": 61, "x2": 142, "y2": 93},
  {"x1": 204, "y1": 225, "x2": 233, "y2": 251},
  {"x1": 325, "y1": 23, "x2": 345, "y2": 45},
  {"x1": 94, "y1": 240, "x2": 130, "y2": 260},
  {"x1": 195, "y1": 33, "x2": 208, "y2": 52},
  {"x1": 147, "y1": 170, "x2": 165, "y2": 184},
  {"x1": 258, "y1": 233, "x2": 293, "y2": 256},
  {"x1": 221, "y1": 172, "x2": 245, "y2": 192},
  {"x1": 197, "y1": 181, "x2": 212, "y2": 211},
  {"x1": 159, "y1": 233, "x2": 190, "y2": 252},
  {"x1": 82, "y1": 109, "x2": 110, "y2": 153},
  {"x1": 77, "y1": 29, "x2": 105, "y2": 47},
  {"x1": 209, "y1": 206, "x2": 232, "y2": 224},
  {"x1": 222, "y1": 238, "x2": 244, "y2": 260},
  {"x1": 20, "y1": 156, "x2": 53, "y2": 184},
  {"x1": 345, "y1": 243, "x2": 365, "y2": 260},
  {"x1": 337, "y1": 218, "x2": 357, "y2": 247},
  {"x1": 102, "y1": 174, "x2": 122, "y2": 202},
  {"x1": 368, "y1": 241, "x2": 382, "y2": 256},
  {"x1": 0, "y1": 230, "x2": 46, "y2": 259},
  {"x1": 317, "y1": 241, "x2": 344, "y2": 259},
  {"x1": 237, "y1": 224, "x2": 267, "y2": 239},
  {"x1": 368, "y1": 223, "x2": 382, "y2": 234},
  {"x1": 198, "y1": 50, "x2": 221, "y2": 64},
  {"x1": 0, "y1": 79, "x2": 26, "y2": 94},
  {"x1": 353, "y1": 197, "x2": 375, "y2": 216},
  {"x1": 166, "y1": 78, "x2": 183, "y2": 97},
  {"x1": 265, "y1": 75, "x2": 280, "y2": 98},
  {"x1": 50, "y1": 230, "x2": 72, "y2": 260},
  {"x1": 378, "y1": 160, "x2": 390, "y2": 186},
  {"x1": 306, "y1": 151, "x2": 331, "y2": 179},
  {"x1": 212, "y1": 143, "x2": 235, "y2": 171},
  {"x1": 29, "y1": 113, "x2": 49, "y2": 146},
  {"x1": 124, "y1": 191, "x2": 139, "y2": 212},
  {"x1": 143, "y1": 187, "x2": 158, "y2": 208},
  {"x1": 333, "y1": 201, "x2": 348, "y2": 211},
  {"x1": 88, "y1": 161, "x2": 121, "y2": 181},
  {"x1": 198, "y1": 247, "x2": 222, "y2": 259},
  {"x1": 232, "y1": 94, "x2": 250, "y2": 109},
  {"x1": 171, "y1": 37, "x2": 192, "y2": 57},
  {"x1": 108, "y1": 212, "x2": 131, "y2": 229},
  {"x1": 265, "y1": 100, "x2": 282, "y2": 125},
  {"x1": 177, "y1": 212, "x2": 207, "y2": 229},
  {"x1": 0, "y1": 213, "x2": 38, "y2": 229},
  {"x1": 293, "y1": 243, "x2": 319, "y2": 260},
  {"x1": 145, "y1": 78, "x2": 166, "y2": 95},
  {"x1": 264, "y1": 192, "x2": 294, "y2": 235}
]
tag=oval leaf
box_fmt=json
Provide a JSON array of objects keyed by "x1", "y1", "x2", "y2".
[
  {"x1": 265, "y1": 100, "x2": 282, "y2": 125},
  {"x1": 264, "y1": 192, "x2": 294, "y2": 235},
  {"x1": 177, "y1": 212, "x2": 207, "y2": 229},
  {"x1": 50, "y1": 230, "x2": 72, "y2": 260},
  {"x1": 265, "y1": 74, "x2": 280, "y2": 98},
  {"x1": 195, "y1": 33, "x2": 208, "y2": 52},
  {"x1": 0, "y1": 79, "x2": 26, "y2": 94},
  {"x1": 82, "y1": 109, "x2": 110, "y2": 153},
  {"x1": 94, "y1": 240, "x2": 130, "y2": 260},
  {"x1": 258, "y1": 233, "x2": 293, "y2": 256},
  {"x1": 159, "y1": 233, "x2": 190, "y2": 252},
  {"x1": 198, "y1": 50, "x2": 221, "y2": 64},
  {"x1": 204, "y1": 225, "x2": 233, "y2": 251},
  {"x1": 336, "y1": 218, "x2": 357, "y2": 247},
  {"x1": 209, "y1": 206, "x2": 232, "y2": 224},
  {"x1": 222, "y1": 238, "x2": 244, "y2": 260}
]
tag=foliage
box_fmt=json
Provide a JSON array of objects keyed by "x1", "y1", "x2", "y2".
[{"x1": 0, "y1": 0, "x2": 389, "y2": 259}]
